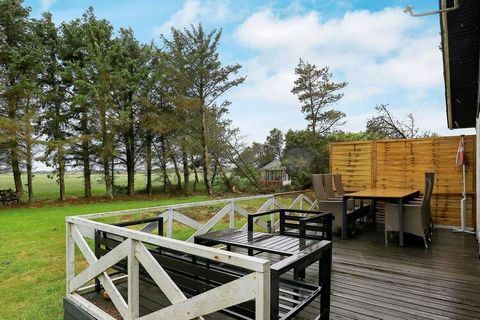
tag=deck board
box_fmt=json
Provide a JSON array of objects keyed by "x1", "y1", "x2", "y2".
[{"x1": 81, "y1": 226, "x2": 480, "y2": 319}]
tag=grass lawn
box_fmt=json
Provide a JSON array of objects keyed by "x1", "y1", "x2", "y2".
[
  {"x1": 0, "y1": 191, "x2": 300, "y2": 320},
  {"x1": 0, "y1": 172, "x2": 150, "y2": 200},
  {"x1": 0, "y1": 195, "x2": 208, "y2": 320},
  {"x1": 0, "y1": 172, "x2": 216, "y2": 201}
]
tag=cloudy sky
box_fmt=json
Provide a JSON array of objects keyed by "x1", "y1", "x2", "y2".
[{"x1": 25, "y1": 0, "x2": 475, "y2": 142}]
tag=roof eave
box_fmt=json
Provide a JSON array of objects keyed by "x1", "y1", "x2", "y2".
[{"x1": 439, "y1": 0, "x2": 454, "y2": 129}]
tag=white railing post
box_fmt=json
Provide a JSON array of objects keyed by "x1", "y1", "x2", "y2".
[
  {"x1": 128, "y1": 239, "x2": 139, "y2": 319},
  {"x1": 229, "y1": 200, "x2": 235, "y2": 229},
  {"x1": 167, "y1": 207, "x2": 173, "y2": 238},
  {"x1": 255, "y1": 270, "x2": 270, "y2": 319},
  {"x1": 66, "y1": 221, "x2": 75, "y2": 294}
]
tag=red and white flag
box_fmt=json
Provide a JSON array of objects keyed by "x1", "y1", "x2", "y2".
[{"x1": 455, "y1": 136, "x2": 465, "y2": 167}]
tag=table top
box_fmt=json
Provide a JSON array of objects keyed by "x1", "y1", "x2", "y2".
[
  {"x1": 343, "y1": 188, "x2": 419, "y2": 199},
  {"x1": 195, "y1": 228, "x2": 318, "y2": 255}
]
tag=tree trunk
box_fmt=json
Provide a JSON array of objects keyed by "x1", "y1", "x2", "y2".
[
  {"x1": 211, "y1": 161, "x2": 218, "y2": 188},
  {"x1": 191, "y1": 156, "x2": 199, "y2": 192},
  {"x1": 81, "y1": 111, "x2": 92, "y2": 198},
  {"x1": 171, "y1": 153, "x2": 182, "y2": 191},
  {"x1": 182, "y1": 146, "x2": 189, "y2": 195},
  {"x1": 25, "y1": 124, "x2": 33, "y2": 203},
  {"x1": 145, "y1": 131, "x2": 152, "y2": 195},
  {"x1": 26, "y1": 143, "x2": 33, "y2": 203},
  {"x1": 310, "y1": 90, "x2": 316, "y2": 137},
  {"x1": 213, "y1": 153, "x2": 234, "y2": 193},
  {"x1": 111, "y1": 157, "x2": 115, "y2": 196},
  {"x1": 100, "y1": 109, "x2": 112, "y2": 199},
  {"x1": 23, "y1": 102, "x2": 34, "y2": 203},
  {"x1": 8, "y1": 95, "x2": 23, "y2": 198},
  {"x1": 125, "y1": 133, "x2": 135, "y2": 196},
  {"x1": 103, "y1": 160, "x2": 112, "y2": 198},
  {"x1": 200, "y1": 106, "x2": 213, "y2": 195},
  {"x1": 10, "y1": 147, "x2": 23, "y2": 196},
  {"x1": 58, "y1": 147, "x2": 65, "y2": 201},
  {"x1": 126, "y1": 106, "x2": 135, "y2": 196},
  {"x1": 160, "y1": 137, "x2": 169, "y2": 192}
]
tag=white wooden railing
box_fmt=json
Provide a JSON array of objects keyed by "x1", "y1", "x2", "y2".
[{"x1": 65, "y1": 191, "x2": 316, "y2": 320}]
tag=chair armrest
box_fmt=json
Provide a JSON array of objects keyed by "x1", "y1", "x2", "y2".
[{"x1": 299, "y1": 214, "x2": 334, "y2": 240}]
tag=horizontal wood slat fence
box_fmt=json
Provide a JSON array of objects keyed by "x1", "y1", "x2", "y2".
[{"x1": 330, "y1": 135, "x2": 476, "y2": 228}]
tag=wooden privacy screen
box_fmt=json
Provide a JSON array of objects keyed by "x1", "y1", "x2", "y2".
[{"x1": 330, "y1": 135, "x2": 476, "y2": 228}]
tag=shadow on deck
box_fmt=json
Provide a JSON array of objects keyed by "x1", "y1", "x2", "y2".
[{"x1": 76, "y1": 226, "x2": 480, "y2": 320}]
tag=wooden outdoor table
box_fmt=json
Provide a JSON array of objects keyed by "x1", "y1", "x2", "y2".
[{"x1": 342, "y1": 188, "x2": 419, "y2": 246}]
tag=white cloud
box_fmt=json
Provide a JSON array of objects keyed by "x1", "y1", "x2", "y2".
[
  {"x1": 228, "y1": 7, "x2": 453, "y2": 141},
  {"x1": 40, "y1": 0, "x2": 56, "y2": 10},
  {"x1": 154, "y1": 0, "x2": 232, "y2": 36}
]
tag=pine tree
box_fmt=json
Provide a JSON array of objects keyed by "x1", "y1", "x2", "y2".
[
  {"x1": 35, "y1": 12, "x2": 70, "y2": 201},
  {"x1": 110, "y1": 28, "x2": 151, "y2": 196},
  {"x1": 0, "y1": 0, "x2": 43, "y2": 201},
  {"x1": 61, "y1": 17, "x2": 94, "y2": 198},
  {"x1": 292, "y1": 59, "x2": 347, "y2": 136},
  {"x1": 162, "y1": 24, "x2": 245, "y2": 195}
]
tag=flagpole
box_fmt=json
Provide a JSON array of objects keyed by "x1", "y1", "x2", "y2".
[{"x1": 453, "y1": 135, "x2": 474, "y2": 234}]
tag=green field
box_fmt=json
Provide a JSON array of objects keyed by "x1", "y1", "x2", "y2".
[
  {"x1": 0, "y1": 192, "x2": 297, "y2": 320},
  {"x1": 0, "y1": 172, "x2": 215, "y2": 201}
]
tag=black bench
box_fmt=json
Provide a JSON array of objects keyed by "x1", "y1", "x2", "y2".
[
  {"x1": 195, "y1": 209, "x2": 333, "y2": 257},
  {"x1": 95, "y1": 216, "x2": 332, "y2": 320}
]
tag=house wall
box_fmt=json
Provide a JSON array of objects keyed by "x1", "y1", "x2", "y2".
[
  {"x1": 477, "y1": 113, "x2": 480, "y2": 241},
  {"x1": 330, "y1": 135, "x2": 476, "y2": 228}
]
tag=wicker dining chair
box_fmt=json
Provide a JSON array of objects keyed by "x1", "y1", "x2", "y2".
[
  {"x1": 312, "y1": 174, "x2": 359, "y2": 234},
  {"x1": 408, "y1": 172, "x2": 435, "y2": 236},
  {"x1": 384, "y1": 175, "x2": 433, "y2": 248},
  {"x1": 331, "y1": 173, "x2": 370, "y2": 222},
  {"x1": 333, "y1": 174, "x2": 346, "y2": 196},
  {"x1": 323, "y1": 173, "x2": 341, "y2": 200}
]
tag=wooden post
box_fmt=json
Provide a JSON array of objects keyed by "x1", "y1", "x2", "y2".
[
  {"x1": 167, "y1": 207, "x2": 173, "y2": 238},
  {"x1": 319, "y1": 244, "x2": 332, "y2": 319},
  {"x1": 270, "y1": 269, "x2": 279, "y2": 318},
  {"x1": 128, "y1": 239, "x2": 139, "y2": 319},
  {"x1": 255, "y1": 270, "x2": 270, "y2": 320},
  {"x1": 229, "y1": 201, "x2": 235, "y2": 229},
  {"x1": 66, "y1": 221, "x2": 75, "y2": 294}
]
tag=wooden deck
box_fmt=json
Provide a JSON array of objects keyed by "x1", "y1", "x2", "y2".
[
  {"x1": 80, "y1": 226, "x2": 480, "y2": 320},
  {"x1": 328, "y1": 227, "x2": 480, "y2": 320}
]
